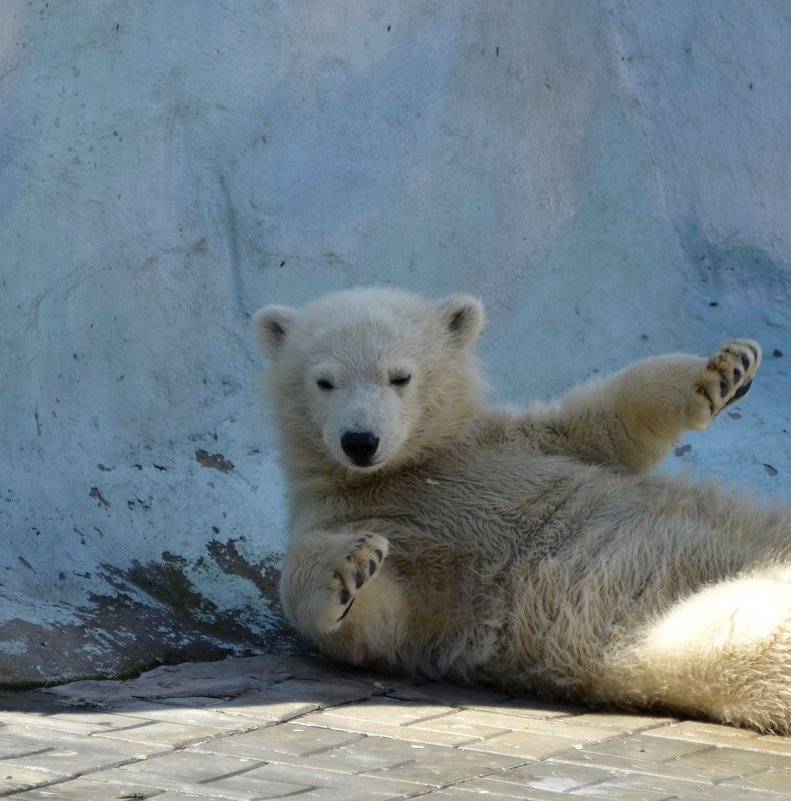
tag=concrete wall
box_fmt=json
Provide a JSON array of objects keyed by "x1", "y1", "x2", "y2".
[{"x1": 1, "y1": 0, "x2": 790, "y2": 685}]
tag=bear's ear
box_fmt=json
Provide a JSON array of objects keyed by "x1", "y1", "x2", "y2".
[
  {"x1": 251, "y1": 305, "x2": 297, "y2": 359},
  {"x1": 439, "y1": 294, "x2": 485, "y2": 347}
]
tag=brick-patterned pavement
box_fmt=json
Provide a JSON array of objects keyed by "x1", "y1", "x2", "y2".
[{"x1": 1, "y1": 655, "x2": 790, "y2": 799}]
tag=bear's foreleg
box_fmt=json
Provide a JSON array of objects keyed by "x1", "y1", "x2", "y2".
[
  {"x1": 279, "y1": 530, "x2": 414, "y2": 670},
  {"x1": 279, "y1": 532, "x2": 390, "y2": 635},
  {"x1": 531, "y1": 340, "x2": 760, "y2": 472}
]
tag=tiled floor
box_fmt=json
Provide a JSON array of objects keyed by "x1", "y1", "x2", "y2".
[{"x1": 1, "y1": 655, "x2": 790, "y2": 799}]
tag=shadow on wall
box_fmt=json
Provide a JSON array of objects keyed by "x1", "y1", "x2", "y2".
[{"x1": 682, "y1": 223, "x2": 791, "y2": 333}]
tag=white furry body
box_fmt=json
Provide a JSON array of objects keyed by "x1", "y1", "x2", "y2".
[{"x1": 253, "y1": 287, "x2": 791, "y2": 732}]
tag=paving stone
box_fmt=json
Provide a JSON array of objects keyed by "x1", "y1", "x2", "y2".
[
  {"x1": 509, "y1": 715, "x2": 625, "y2": 741},
  {"x1": 738, "y1": 735, "x2": 791, "y2": 756},
  {"x1": 357, "y1": 741, "x2": 523, "y2": 787},
  {"x1": 459, "y1": 729, "x2": 594, "y2": 759},
  {"x1": 148, "y1": 794, "x2": 252, "y2": 801},
  {"x1": 553, "y1": 735, "x2": 779, "y2": 786},
  {"x1": 107, "y1": 702, "x2": 231, "y2": 725},
  {"x1": 719, "y1": 767, "x2": 791, "y2": 794},
  {"x1": 0, "y1": 713, "x2": 110, "y2": 737},
  {"x1": 185, "y1": 771, "x2": 312, "y2": 800},
  {"x1": 212, "y1": 689, "x2": 319, "y2": 722},
  {"x1": 0, "y1": 693, "x2": 53, "y2": 713},
  {"x1": 189, "y1": 721, "x2": 363, "y2": 760},
  {"x1": 298, "y1": 709, "x2": 473, "y2": 745},
  {"x1": 565, "y1": 777, "x2": 733, "y2": 800},
  {"x1": 144, "y1": 794, "x2": 239, "y2": 801},
  {"x1": 31, "y1": 709, "x2": 155, "y2": 733},
  {"x1": 563, "y1": 732, "x2": 713, "y2": 762},
  {"x1": 386, "y1": 681, "x2": 512, "y2": 707},
  {"x1": 403, "y1": 710, "x2": 509, "y2": 743},
  {"x1": 279, "y1": 660, "x2": 407, "y2": 693},
  {"x1": 0, "y1": 738, "x2": 144, "y2": 777},
  {"x1": 494, "y1": 697, "x2": 590, "y2": 718},
  {"x1": 470, "y1": 759, "x2": 617, "y2": 793},
  {"x1": 0, "y1": 734, "x2": 52, "y2": 759},
  {"x1": 676, "y1": 745, "x2": 787, "y2": 774},
  {"x1": 92, "y1": 719, "x2": 236, "y2": 748},
  {"x1": 568, "y1": 710, "x2": 676, "y2": 732},
  {"x1": 317, "y1": 698, "x2": 450, "y2": 725},
  {"x1": 233, "y1": 731, "x2": 452, "y2": 781},
  {"x1": 295, "y1": 712, "x2": 401, "y2": 742},
  {"x1": 434, "y1": 776, "x2": 579, "y2": 800},
  {"x1": 154, "y1": 696, "x2": 227, "y2": 708},
  {"x1": 96, "y1": 756, "x2": 308, "y2": 799},
  {"x1": 8, "y1": 777, "x2": 164, "y2": 799},
  {"x1": 645, "y1": 719, "x2": 764, "y2": 746},
  {"x1": 205, "y1": 761, "x2": 411, "y2": 800},
  {"x1": 572, "y1": 771, "x2": 782, "y2": 800},
  {"x1": 0, "y1": 763, "x2": 58, "y2": 792},
  {"x1": 260, "y1": 677, "x2": 383, "y2": 707},
  {"x1": 264, "y1": 788, "x2": 403, "y2": 801},
  {"x1": 445, "y1": 775, "x2": 762, "y2": 801},
  {"x1": 44, "y1": 656, "x2": 300, "y2": 704},
  {"x1": 440, "y1": 707, "x2": 582, "y2": 732},
  {"x1": 428, "y1": 785, "x2": 609, "y2": 800},
  {"x1": 298, "y1": 700, "x2": 485, "y2": 745},
  {"x1": 0, "y1": 723, "x2": 165, "y2": 767},
  {"x1": 646, "y1": 721, "x2": 791, "y2": 755},
  {"x1": 110, "y1": 749, "x2": 265, "y2": 785},
  {"x1": 447, "y1": 776, "x2": 675, "y2": 800},
  {"x1": 101, "y1": 700, "x2": 260, "y2": 731}
]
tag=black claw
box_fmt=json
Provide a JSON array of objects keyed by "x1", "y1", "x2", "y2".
[
  {"x1": 354, "y1": 570, "x2": 365, "y2": 589},
  {"x1": 719, "y1": 380, "x2": 728, "y2": 398},
  {"x1": 740, "y1": 353, "x2": 750, "y2": 369},
  {"x1": 696, "y1": 385, "x2": 715, "y2": 414},
  {"x1": 375, "y1": 549, "x2": 383, "y2": 562},
  {"x1": 336, "y1": 597, "x2": 355, "y2": 623},
  {"x1": 733, "y1": 379, "x2": 752, "y2": 400},
  {"x1": 339, "y1": 587, "x2": 350, "y2": 606},
  {"x1": 368, "y1": 559, "x2": 377, "y2": 576},
  {"x1": 733, "y1": 367, "x2": 742, "y2": 383}
]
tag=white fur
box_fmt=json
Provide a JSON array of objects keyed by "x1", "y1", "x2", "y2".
[{"x1": 253, "y1": 287, "x2": 790, "y2": 732}]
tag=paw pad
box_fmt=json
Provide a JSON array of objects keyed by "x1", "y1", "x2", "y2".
[
  {"x1": 696, "y1": 340, "x2": 761, "y2": 417},
  {"x1": 332, "y1": 534, "x2": 389, "y2": 624}
]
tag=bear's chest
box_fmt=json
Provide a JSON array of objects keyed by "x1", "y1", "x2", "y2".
[{"x1": 321, "y1": 450, "x2": 610, "y2": 559}]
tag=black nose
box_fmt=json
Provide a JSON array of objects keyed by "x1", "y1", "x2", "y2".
[{"x1": 341, "y1": 431, "x2": 379, "y2": 464}]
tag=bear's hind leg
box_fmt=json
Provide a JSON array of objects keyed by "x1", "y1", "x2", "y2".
[{"x1": 612, "y1": 567, "x2": 791, "y2": 732}]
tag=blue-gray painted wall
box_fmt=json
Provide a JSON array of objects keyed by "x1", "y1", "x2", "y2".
[{"x1": 1, "y1": 1, "x2": 789, "y2": 684}]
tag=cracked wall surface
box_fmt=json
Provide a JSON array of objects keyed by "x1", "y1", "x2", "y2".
[{"x1": 1, "y1": 1, "x2": 790, "y2": 685}]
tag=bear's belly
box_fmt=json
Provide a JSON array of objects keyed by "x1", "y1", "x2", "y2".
[{"x1": 296, "y1": 450, "x2": 780, "y2": 696}]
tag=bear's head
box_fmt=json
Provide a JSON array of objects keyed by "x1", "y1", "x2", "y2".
[{"x1": 252, "y1": 287, "x2": 486, "y2": 475}]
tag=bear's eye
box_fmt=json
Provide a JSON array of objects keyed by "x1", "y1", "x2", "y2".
[
  {"x1": 390, "y1": 374, "x2": 412, "y2": 387},
  {"x1": 316, "y1": 379, "x2": 334, "y2": 391}
]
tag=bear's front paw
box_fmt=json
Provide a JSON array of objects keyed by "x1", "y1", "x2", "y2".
[
  {"x1": 690, "y1": 339, "x2": 761, "y2": 427},
  {"x1": 330, "y1": 534, "x2": 389, "y2": 628}
]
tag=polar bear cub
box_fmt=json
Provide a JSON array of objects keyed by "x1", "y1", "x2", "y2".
[{"x1": 253, "y1": 286, "x2": 791, "y2": 732}]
